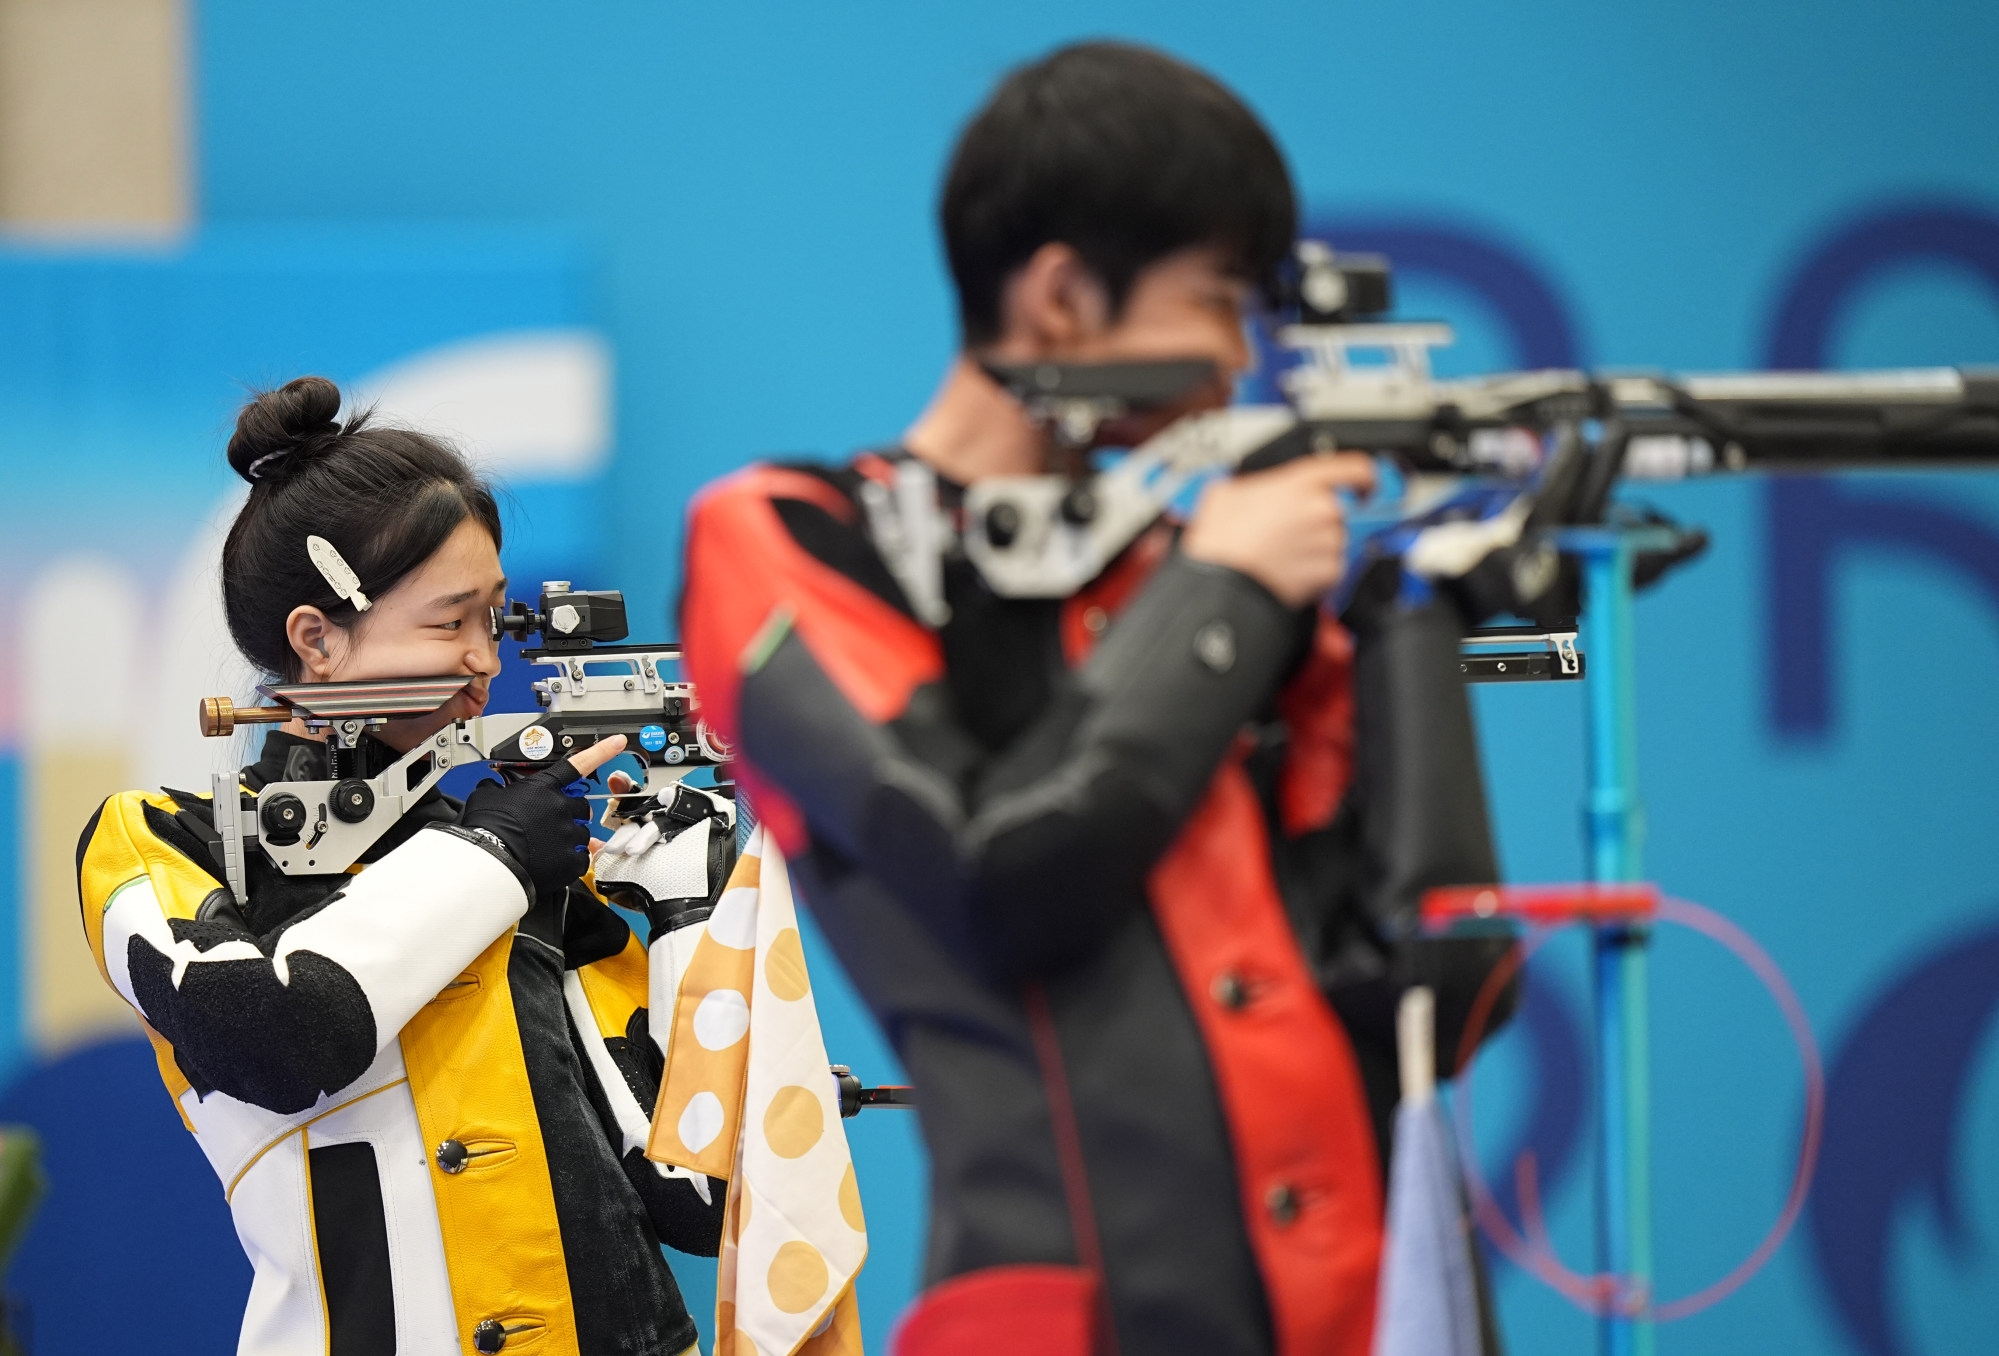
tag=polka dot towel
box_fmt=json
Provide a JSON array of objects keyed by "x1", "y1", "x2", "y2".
[{"x1": 648, "y1": 828, "x2": 867, "y2": 1355}]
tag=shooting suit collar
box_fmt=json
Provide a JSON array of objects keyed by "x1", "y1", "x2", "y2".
[{"x1": 874, "y1": 444, "x2": 966, "y2": 499}]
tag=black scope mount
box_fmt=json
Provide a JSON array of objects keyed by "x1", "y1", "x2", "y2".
[
  {"x1": 491, "y1": 582, "x2": 630, "y2": 654},
  {"x1": 1284, "y1": 241, "x2": 1394, "y2": 325}
]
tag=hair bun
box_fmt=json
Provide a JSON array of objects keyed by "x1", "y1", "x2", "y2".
[{"x1": 227, "y1": 376, "x2": 345, "y2": 484}]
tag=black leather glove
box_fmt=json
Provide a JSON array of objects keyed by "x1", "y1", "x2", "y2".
[{"x1": 458, "y1": 760, "x2": 594, "y2": 898}]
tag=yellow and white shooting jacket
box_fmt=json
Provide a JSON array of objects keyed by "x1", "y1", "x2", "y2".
[{"x1": 76, "y1": 731, "x2": 732, "y2": 1356}]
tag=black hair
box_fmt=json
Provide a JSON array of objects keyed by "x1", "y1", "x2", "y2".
[
  {"x1": 941, "y1": 41, "x2": 1297, "y2": 346},
  {"x1": 221, "y1": 375, "x2": 503, "y2": 679}
]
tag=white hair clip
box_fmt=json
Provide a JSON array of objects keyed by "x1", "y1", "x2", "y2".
[{"x1": 306, "y1": 535, "x2": 372, "y2": 612}]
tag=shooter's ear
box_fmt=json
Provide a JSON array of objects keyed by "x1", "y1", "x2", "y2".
[
  {"x1": 286, "y1": 606, "x2": 340, "y2": 679},
  {"x1": 994, "y1": 241, "x2": 1112, "y2": 358}
]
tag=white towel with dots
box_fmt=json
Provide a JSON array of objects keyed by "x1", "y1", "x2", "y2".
[{"x1": 647, "y1": 828, "x2": 866, "y2": 1355}]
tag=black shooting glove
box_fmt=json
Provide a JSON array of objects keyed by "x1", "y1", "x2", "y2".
[{"x1": 457, "y1": 760, "x2": 594, "y2": 898}]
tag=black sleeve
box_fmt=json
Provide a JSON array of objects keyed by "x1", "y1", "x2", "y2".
[
  {"x1": 1317, "y1": 576, "x2": 1518, "y2": 1097},
  {"x1": 620, "y1": 1148, "x2": 728, "y2": 1258},
  {"x1": 124, "y1": 892, "x2": 379, "y2": 1115},
  {"x1": 580, "y1": 1005, "x2": 729, "y2": 1256},
  {"x1": 98, "y1": 813, "x2": 528, "y2": 1117},
  {"x1": 740, "y1": 550, "x2": 1305, "y2": 980},
  {"x1": 1345, "y1": 587, "x2": 1503, "y2": 926}
]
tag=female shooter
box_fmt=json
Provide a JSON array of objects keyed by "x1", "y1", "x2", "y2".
[{"x1": 76, "y1": 377, "x2": 730, "y2": 1356}]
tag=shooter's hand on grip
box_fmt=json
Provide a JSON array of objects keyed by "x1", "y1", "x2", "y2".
[
  {"x1": 594, "y1": 774, "x2": 737, "y2": 928},
  {"x1": 460, "y1": 735, "x2": 626, "y2": 897},
  {"x1": 1182, "y1": 452, "x2": 1376, "y2": 605}
]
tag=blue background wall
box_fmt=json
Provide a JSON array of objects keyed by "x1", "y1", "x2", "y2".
[{"x1": 4, "y1": 1, "x2": 1998, "y2": 1351}]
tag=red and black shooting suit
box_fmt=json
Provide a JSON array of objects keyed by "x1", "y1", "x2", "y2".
[{"x1": 680, "y1": 452, "x2": 1512, "y2": 1356}]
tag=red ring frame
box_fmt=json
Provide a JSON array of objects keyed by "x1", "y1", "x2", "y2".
[{"x1": 1437, "y1": 891, "x2": 1826, "y2": 1321}]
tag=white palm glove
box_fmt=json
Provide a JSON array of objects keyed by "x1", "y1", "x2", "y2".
[
  {"x1": 595, "y1": 782, "x2": 736, "y2": 923},
  {"x1": 594, "y1": 782, "x2": 738, "y2": 1060}
]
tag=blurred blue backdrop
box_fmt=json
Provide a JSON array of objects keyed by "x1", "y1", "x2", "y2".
[{"x1": 3, "y1": 2, "x2": 1997, "y2": 1352}]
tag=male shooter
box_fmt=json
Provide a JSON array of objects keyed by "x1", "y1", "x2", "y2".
[{"x1": 679, "y1": 42, "x2": 1510, "y2": 1355}]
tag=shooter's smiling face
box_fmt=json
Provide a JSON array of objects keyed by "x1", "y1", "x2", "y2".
[{"x1": 283, "y1": 517, "x2": 507, "y2": 750}]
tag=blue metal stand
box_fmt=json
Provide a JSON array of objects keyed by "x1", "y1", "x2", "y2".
[{"x1": 1559, "y1": 527, "x2": 1676, "y2": 1356}]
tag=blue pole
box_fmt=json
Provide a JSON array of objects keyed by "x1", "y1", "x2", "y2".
[{"x1": 1572, "y1": 532, "x2": 1656, "y2": 1356}]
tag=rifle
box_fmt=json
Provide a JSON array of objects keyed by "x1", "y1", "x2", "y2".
[
  {"x1": 194, "y1": 596, "x2": 919, "y2": 1117},
  {"x1": 849, "y1": 246, "x2": 1999, "y2": 674},
  {"x1": 197, "y1": 582, "x2": 727, "y2": 905}
]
